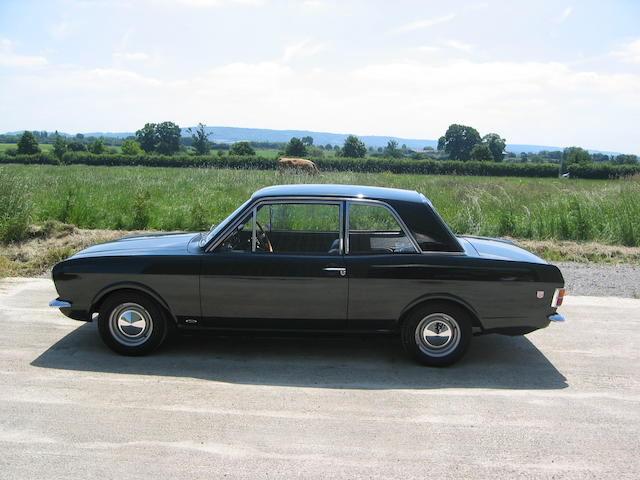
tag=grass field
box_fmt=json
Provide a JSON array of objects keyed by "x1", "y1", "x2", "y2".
[
  {"x1": 0, "y1": 143, "x2": 53, "y2": 152},
  {"x1": 2, "y1": 164, "x2": 638, "y2": 247}
]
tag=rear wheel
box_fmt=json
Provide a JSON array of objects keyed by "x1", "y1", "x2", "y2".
[
  {"x1": 401, "y1": 302, "x2": 472, "y2": 367},
  {"x1": 97, "y1": 292, "x2": 168, "y2": 356}
]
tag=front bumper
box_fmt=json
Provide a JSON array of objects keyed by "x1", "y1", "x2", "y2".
[{"x1": 49, "y1": 298, "x2": 89, "y2": 321}]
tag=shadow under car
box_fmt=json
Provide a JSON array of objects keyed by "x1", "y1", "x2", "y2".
[{"x1": 31, "y1": 322, "x2": 568, "y2": 390}]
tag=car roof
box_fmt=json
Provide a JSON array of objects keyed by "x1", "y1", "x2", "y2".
[{"x1": 251, "y1": 184, "x2": 425, "y2": 203}]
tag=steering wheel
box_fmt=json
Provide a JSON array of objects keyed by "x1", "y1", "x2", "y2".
[{"x1": 255, "y1": 221, "x2": 273, "y2": 252}]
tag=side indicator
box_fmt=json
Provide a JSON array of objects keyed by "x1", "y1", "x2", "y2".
[{"x1": 552, "y1": 288, "x2": 566, "y2": 307}]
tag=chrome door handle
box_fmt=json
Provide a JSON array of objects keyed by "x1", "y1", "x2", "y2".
[{"x1": 323, "y1": 267, "x2": 346, "y2": 276}]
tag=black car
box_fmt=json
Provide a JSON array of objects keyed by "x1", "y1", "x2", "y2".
[{"x1": 50, "y1": 184, "x2": 566, "y2": 366}]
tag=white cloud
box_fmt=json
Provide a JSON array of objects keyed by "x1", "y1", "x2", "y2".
[
  {"x1": 49, "y1": 22, "x2": 70, "y2": 40},
  {"x1": 465, "y1": 2, "x2": 489, "y2": 11},
  {"x1": 151, "y1": 0, "x2": 264, "y2": 7},
  {"x1": 390, "y1": 14, "x2": 456, "y2": 34},
  {"x1": 67, "y1": 68, "x2": 164, "y2": 88},
  {"x1": 3, "y1": 57, "x2": 640, "y2": 152},
  {"x1": 113, "y1": 52, "x2": 150, "y2": 61},
  {"x1": 301, "y1": 0, "x2": 326, "y2": 11},
  {"x1": 282, "y1": 38, "x2": 327, "y2": 63},
  {"x1": 611, "y1": 39, "x2": 640, "y2": 63},
  {"x1": 413, "y1": 46, "x2": 441, "y2": 54},
  {"x1": 553, "y1": 7, "x2": 573, "y2": 23},
  {"x1": 0, "y1": 39, "x2": 48, "y2": 68},
  {"x1": 442, "y1": 39, "x2": 473, "y2": 52}
]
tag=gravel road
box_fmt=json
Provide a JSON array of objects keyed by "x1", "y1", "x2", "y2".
[{"x1": 557, "y1": 262, "x2": 640, "y2": 298}]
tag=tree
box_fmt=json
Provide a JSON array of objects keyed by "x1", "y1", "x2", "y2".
[
  {"x1": 481, "y1": 133, "x2": 506, "y2": 162},
  {"x1": 383, "y1": 140, "x2": 402, "y2": 158},
  {"x1": 301, "y1": 136, "x2": 314, "y2": 146},
  {"x1": 306, "y1": 146, "x2": 325, "y2": 158},
  {"x1": 614, "y1": 154, "x2": 638, "y2": 165},
  {"x1": 324, "y1": 143, "x2": 333, "y2": 151},
  {"x1": 470, "y1": 144, "x2": 493, "y2": 162},
  {"x1": 561, "y1": 146, "x2": 591, "y2": 173},
  {"x1": 17, "y1": 131, "x2": 41, "y2": 155},
  {"x1": 230, "y1": 141, "x2": 256, "y2": 156},
  {"x1": 285, "y1": 137, "x2": 307, "y2": 156},
  {"x1": 437, "y1": 136, "x2": 446, "y2": 151},
  {"x1": 67, "y1": 141, "x2": 86, "y2": 152},
  {"x1": 135, "y1": 123, "x2": 158, "y2": 153},
  {"x1": 53, "y1": 133, "x2": 67, "y2": 160},
  {"x1": 341, "y1": 135, "x2": 367, "y2": 158},
  {"x1": 121, "y1": 139, "x2": 144, "y2": 155},
  {"x1": 188, "y1": 123, "x2": 213, "y2": 155},
  {"x1": 439, "y1": 124, "x2": 481, "y2": 161},
  {"x1": 155, "y1": 121, "x2": 181, "y2": 155},
  {"x1": 88, "y1": 138, "x2": 106, "y2": 154}
]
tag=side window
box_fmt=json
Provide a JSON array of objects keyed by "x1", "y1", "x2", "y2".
[
  {"x1": 348, "y1": 203, "x2": 416, "y2": 254},
  {"x1": 215, "y1": 214, "x2": 253, "y2": 252},
  {"x1": 256, "y1": 203, "x2": 340, "y2": 254}
]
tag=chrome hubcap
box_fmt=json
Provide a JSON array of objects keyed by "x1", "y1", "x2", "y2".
[
  {"x1": 109, "y1": 303, "x2": 153, "y2": 347},
  {"x1": 415, "y1": 313, "x2": 460, "y2": 357}
]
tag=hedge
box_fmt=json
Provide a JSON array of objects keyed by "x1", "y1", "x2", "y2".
[
  {"x1": 568, "y1": 163, "x2": 640, "y2": 179},
  {"x1": 0, "y1": 153, "x2": 59, "y2": 165},
  {"x1": 4, "y1": 151, "x2": 635, "y2": 179}
]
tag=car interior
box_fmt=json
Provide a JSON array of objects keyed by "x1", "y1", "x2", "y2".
[{"x1": 216, "y1": 201, "x2": 417, "y2": 255}]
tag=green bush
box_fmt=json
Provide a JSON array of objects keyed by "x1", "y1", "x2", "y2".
[{"x1": 568, "y1": 163, "x2": 640, "y2": 179}]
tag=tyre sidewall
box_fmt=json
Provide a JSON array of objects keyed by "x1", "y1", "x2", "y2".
[
  {"x1": 401, "y1": 302, "x2": 472, "y2": 367},
  {"x1": 98, "y1": 292, "x2": 168, "y2": 356}
]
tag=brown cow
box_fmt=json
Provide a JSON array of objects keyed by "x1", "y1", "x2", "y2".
[{"x1": 277, "y1": 157, "x2": 321, "y2": 175}]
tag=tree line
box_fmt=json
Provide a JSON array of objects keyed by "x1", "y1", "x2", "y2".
[{"x1": 8, "y1": 122, "x2": 638, "y2": 172}]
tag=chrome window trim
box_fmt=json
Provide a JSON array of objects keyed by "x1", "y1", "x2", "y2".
[
  {"x1": 345, "y1": 199, "x2": 421, "y2": 255},
  {"x1": 206, "y1": 196, "x2": 343, "y2": 254},
  {"x1": 205, "y1": 194, "x2": 466, "y2": 255}
]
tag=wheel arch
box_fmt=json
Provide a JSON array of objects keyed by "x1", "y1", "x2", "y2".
[
  {"x1": 90, "y1": 282, "x2": 178, "y2": 325},
  {"x1": 398, "y1": 294, "x2": 483, "y2": 330}
]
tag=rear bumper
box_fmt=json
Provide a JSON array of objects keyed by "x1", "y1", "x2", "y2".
[{"x1": 480, "y1": 311, "x2": 565, "y2": 336}]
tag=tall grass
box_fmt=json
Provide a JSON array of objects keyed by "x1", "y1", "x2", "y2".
[
  {"x1": 0, "y1": 167, "x2": 32, "y2": 243},
  {"x1": 3, "y1": 165, "x2": 639, "y2": 246}
]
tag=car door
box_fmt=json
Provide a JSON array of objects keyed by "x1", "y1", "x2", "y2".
[
  {"x1": 200, "y1": 200, "x2": 347, "y2": 329},
  {"x1": 344, "y1": 200, "x2": 425, "y2": 330}
]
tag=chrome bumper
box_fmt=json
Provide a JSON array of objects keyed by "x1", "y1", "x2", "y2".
[
  {"x1": 49, "y1": 299, "x2": 71, "y2": 308},
  {"x1": 548, "y1": 313, "x2": 565, "y2": 323}
]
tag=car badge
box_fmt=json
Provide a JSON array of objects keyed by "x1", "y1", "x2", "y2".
[{"x1": 536, "y1": 291, "x2": 545, "y2": 299}]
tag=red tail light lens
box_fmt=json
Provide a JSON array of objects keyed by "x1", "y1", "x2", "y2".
[{"x1": 552, "y1": 288, "x2": 566, "y2": 307}]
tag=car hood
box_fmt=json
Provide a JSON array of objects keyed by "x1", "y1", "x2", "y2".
[
  {"x1": 70, "y1": 232, "x2": 199, "y2": 258},
  {"x1": 457, "y1": 235, "x2": 547, "y2": 264}
]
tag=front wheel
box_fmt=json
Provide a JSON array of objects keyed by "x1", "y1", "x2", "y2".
[
  {"x1": 401, "y1": 302, "x2": 472, "y2": 367},
  {"x1": 97, "y1": 292, "x2": 168, "y2": 356}
]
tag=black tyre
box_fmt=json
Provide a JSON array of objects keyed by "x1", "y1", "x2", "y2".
[
  {"x1": 401, "y1": 302, "x2": 472, "y2": 367},
  {"x1": 97, "y1": 291, "x2": 168, "y2": 356}
]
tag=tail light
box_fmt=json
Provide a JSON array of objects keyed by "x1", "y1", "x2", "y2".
[{"x1": 552, "y1": 288, "x2": 566, "y2": 307}]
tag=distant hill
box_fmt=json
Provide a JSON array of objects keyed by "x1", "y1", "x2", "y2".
[{"x1": 4, "y1": 126, "x2": 622, "y2": 156}]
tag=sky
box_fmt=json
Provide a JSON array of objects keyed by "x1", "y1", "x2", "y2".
[{"x1": 0, "y1": 0, "x2": 639, "y2": 153}]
